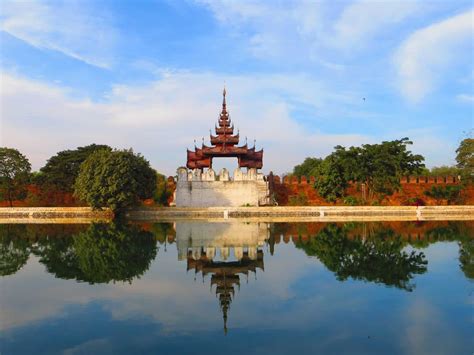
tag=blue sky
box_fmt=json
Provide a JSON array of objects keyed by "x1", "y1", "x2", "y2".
[{"x1": 1, "y1": 0, "x2": 473, "y2": 175}]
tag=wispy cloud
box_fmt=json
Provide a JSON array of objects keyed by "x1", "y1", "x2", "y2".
[
  {"x1": 198, "y1": 0, "x2": 421, "y2": 62},
  {"x1": 456, "y1": 93, "x2": 474, "y2": 103},
  {"x1": 393, "y1": 8, "x2": 474, "y2": 102},
  {"x1": 1, "y1": 0, "x2": 116, "y2": 69},
  {"x1": 1, "y1": 71, "x2": 374, "y2": 174},
  {"x1": 2, "y1": 69, "x2": 456, "y2": 174}
]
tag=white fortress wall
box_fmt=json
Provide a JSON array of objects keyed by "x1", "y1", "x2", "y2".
[{"x1": 176, "y1": 167, "x2": 270, "y2": 207}]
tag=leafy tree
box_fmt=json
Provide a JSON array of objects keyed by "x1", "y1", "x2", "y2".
[
  {"x1": 154, "y1": 172, "x2": 171, "y2": 206},
  {"x1": 39, "y1": 144, "x2": 111, "y2": 192},
  {"x1": 313, "y1": 147, "x2": 355, "y2": 202},
  {"x1": 294, "y1": 224, "x2": 427, "y2": 291},
  {"x1": 34, "y1": 223, "x2": 157, "y2": 284},
  {"x1": 293, "y1": 157, "x2": 323, "y2": 177},
  {"x1": 0, "y1": 147, "x2": 31, "y2": 206},
  {"x1": 314, "y1": 138, "x2": 424, "y2": 202},
  {"x1": 350, "y1": 138, "x2": 424, "y2": 199},
  {"x1": 430, "y1": 165, "x2": 461, "y2": 176},
  {"x1": 424, "y1": 185, "x2": 462, "y2": 204},
  {"x1": 456, "y1": 138, "x2": 473, "y2": 181},
  {"x1": 74, "y1": 149, "x2": 157, "y2": 212}
]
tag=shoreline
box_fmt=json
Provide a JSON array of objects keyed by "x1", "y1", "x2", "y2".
[{"x1": 2, "y1": 206, "x2": 472, "y2": 223}]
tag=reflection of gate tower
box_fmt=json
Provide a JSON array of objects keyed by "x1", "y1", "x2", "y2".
[
  {"x1": 175, "y1": 89, "x2": 270, "y2": 207},
  {"x1": 187, "y1": 250, "x2": 264, "y2": 334},
  {"x1": 176, "y1": 222, "x2": 269, "y2": 333}
]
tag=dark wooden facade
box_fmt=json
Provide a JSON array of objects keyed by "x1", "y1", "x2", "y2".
[{"x1": 186, "y1": 88, "x2": 264, "y2": 169}]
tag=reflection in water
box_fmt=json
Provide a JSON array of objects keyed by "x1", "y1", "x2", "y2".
[
  {"x1": 293, "y1": 224, "x2": 428, "y2": 291},
  {"x1": 0, "y1": 220, "x2": 473, "y2": 354},
  {"x1": 176, "y1": 222, "x2": 268, "y2": 333},
  {"x1": 0, "y1": 223, "x2": 157, "y2": 283}
]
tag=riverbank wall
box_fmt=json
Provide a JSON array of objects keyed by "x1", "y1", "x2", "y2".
[
  {"x1": 0, "y1": 207, "x2": 113, "y2": 223},
  {"x1": 126, "y1": 205, "x2": 474, "y2": 222}
]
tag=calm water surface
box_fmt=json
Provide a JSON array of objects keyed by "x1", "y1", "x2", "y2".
[{"x1": 0, "y1": 220, "x2": 472, "y2": 355}]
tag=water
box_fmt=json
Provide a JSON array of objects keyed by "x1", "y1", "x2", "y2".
[{"x1": 0, "y1": 220, "x2": 472, "y2": 355}]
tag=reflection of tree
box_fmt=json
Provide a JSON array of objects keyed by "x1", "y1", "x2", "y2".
[
  {"x1": 35, "y1": 223, "x2": 157, "y2": 284},
  {"x1": 0, "y1": 225, "x2": 30, "y2": 276},
  {"x1": 459, "y1": 239, "x2": 474, "y2": 279},
  {"x1": 294, "y1": 224, "x2": 428, "y2": 291}
]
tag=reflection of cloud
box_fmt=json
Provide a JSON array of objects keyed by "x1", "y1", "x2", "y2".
[
  {"x1": 403, "y1": 298, "x2": 465, "y2": 355},
  {"x1": 63, "y1": 338, "x2": 111, "y2": 355}
]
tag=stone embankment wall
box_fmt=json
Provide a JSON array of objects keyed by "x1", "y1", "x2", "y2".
[
  {"x1": 267, "y1": 174, "x2": 472, "y2": 206},
  {"x1": 0, "y1": 207, "x2": 113, "y2": 222},
  {"x1": 175, "y1": 167, "x2": 270, "y2": 207}
]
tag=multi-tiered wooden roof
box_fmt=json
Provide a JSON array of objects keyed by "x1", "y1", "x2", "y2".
[{"x1": 186, "y1": 88, "x2": 263, "y2": 169}]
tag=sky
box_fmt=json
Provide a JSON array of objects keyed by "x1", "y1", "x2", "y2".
[{"x1": 1, "y1": 0, "x2": 473, "y2": 175}]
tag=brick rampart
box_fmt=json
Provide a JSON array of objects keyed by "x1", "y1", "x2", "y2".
[{"x1": 267, "y1": 174, "x2": 471, "y2": 206}]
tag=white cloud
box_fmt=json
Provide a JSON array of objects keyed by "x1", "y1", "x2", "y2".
[
  {"x1": 332, "y1": 0, "x2": 420, "y2": 50},
  {"x1": 394, "y1": 9, "x2": 474, "y2": 102},
  {"x1": 1, "y1": 70, "x2": 373, "y2": 175},
  {"x1": 456, "y1": 93, "x2": 474, "y2": 103},
  {"x1": 198, "y1": 0, "x2": 421, "y2": 62},
  {"x1": 0, "y1": 0, "x2": 116, "y2": 68}
]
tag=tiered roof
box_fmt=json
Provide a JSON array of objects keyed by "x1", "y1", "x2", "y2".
[{"x1": 186, "y1": 88, "x2": 263, "y2": 169}]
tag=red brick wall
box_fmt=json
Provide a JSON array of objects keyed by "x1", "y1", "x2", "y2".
[{"x1": 269, "y1": 175, "x2": 473, "y2": 206}]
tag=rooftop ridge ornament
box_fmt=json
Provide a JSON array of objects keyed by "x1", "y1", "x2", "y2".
[{"x1": 186, "y1": 88, "x2": 263, "y2": 170}]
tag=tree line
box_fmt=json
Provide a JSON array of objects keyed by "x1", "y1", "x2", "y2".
[
  {"x1": 0, "y1": 144, "x2": 171, "y2": 213},
  {"x1": 291, "y1": 138, "x2": 473, "y2": 203}
]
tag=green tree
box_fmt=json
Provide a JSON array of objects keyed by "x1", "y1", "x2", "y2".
[
  {"x1": 314, "y1": 138, "x2": 424, "y2": 202},
  {"x1": 74, "y1": 149, "x2": 157, "y2": 212},
  {"x1": 430, "y1": 165, "x2": 461, "y2": 176},
  {"x1": 34, "y1": 223, "x2": 157, "y2": 284},
  {"x1": 39, "y1": 144, "x2": 111, "y2": 192},
  {"x1": 293, "y1": 157, "x2": 323, "y2": 177},
  {"x1": 0, "y1": 147, "x2": 31, "y2": 206},
  {"x1": 314, "y1": 152, "x2": 351, "y2": 202},
  {"x1": 154, "y1": 172, "x2": 171, "y2": 206},
  {"x1": 456, "y1": 138, "x2": 473, "y2": 181}
]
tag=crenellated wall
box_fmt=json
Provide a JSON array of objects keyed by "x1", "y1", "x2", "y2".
[
  {"x1": 267, "y1": 173, "x2": 470, "y2": 206},
  {"x1": 175, "y1": 167, "x2": 270, "y2": 207}
]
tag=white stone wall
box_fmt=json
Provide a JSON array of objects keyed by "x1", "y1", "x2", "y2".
[{"x1": 175, "y1": 167, "x2": 269, "y2": 207}]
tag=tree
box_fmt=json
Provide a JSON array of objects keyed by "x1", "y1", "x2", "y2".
[
  {"x1": 74, "y1": 149, "x2": 157, "y2": 212},
  {"x1": 39, "y1": 144, "x2": 111, "y2": 192},
  {"x1": 314, "y1": 152, "x2": 352, "y2": 202},
  {"x1": 456, "y1": 138, "x2": 473, "y2": 181},
  {"x1": 430, "y1": 165, "x2": 461, "y2": 176},
  {"x1": 293, "y1": 157, "x2": 323, "y2": 177},
  {"x1": 154, "y1": 172, "x2": 171, "y2": 206},
  {"x1": 351, "y1": 138, "x2": 425, "y2": 199},
  {"x1": 314, "y1": 138, "x2": 425, "y2": 202},
  {"x1": 0, "y1": 148, "x2": 31, "y2": 206}
]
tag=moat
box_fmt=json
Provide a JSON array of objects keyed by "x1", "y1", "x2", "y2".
[{"x1": 1, "y1": 220, "x2": 472, "y2": 354}]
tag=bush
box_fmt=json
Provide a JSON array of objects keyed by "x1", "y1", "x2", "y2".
[
  {"x1": 288, "y1": 192, "x2": 309, "y2": 206},
  {"x1": 424, "y1": 185, "x2": 462, "y2": 204},
  {"x1": 343, "y1": 196, "x2": 361, "y2": 206}
]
